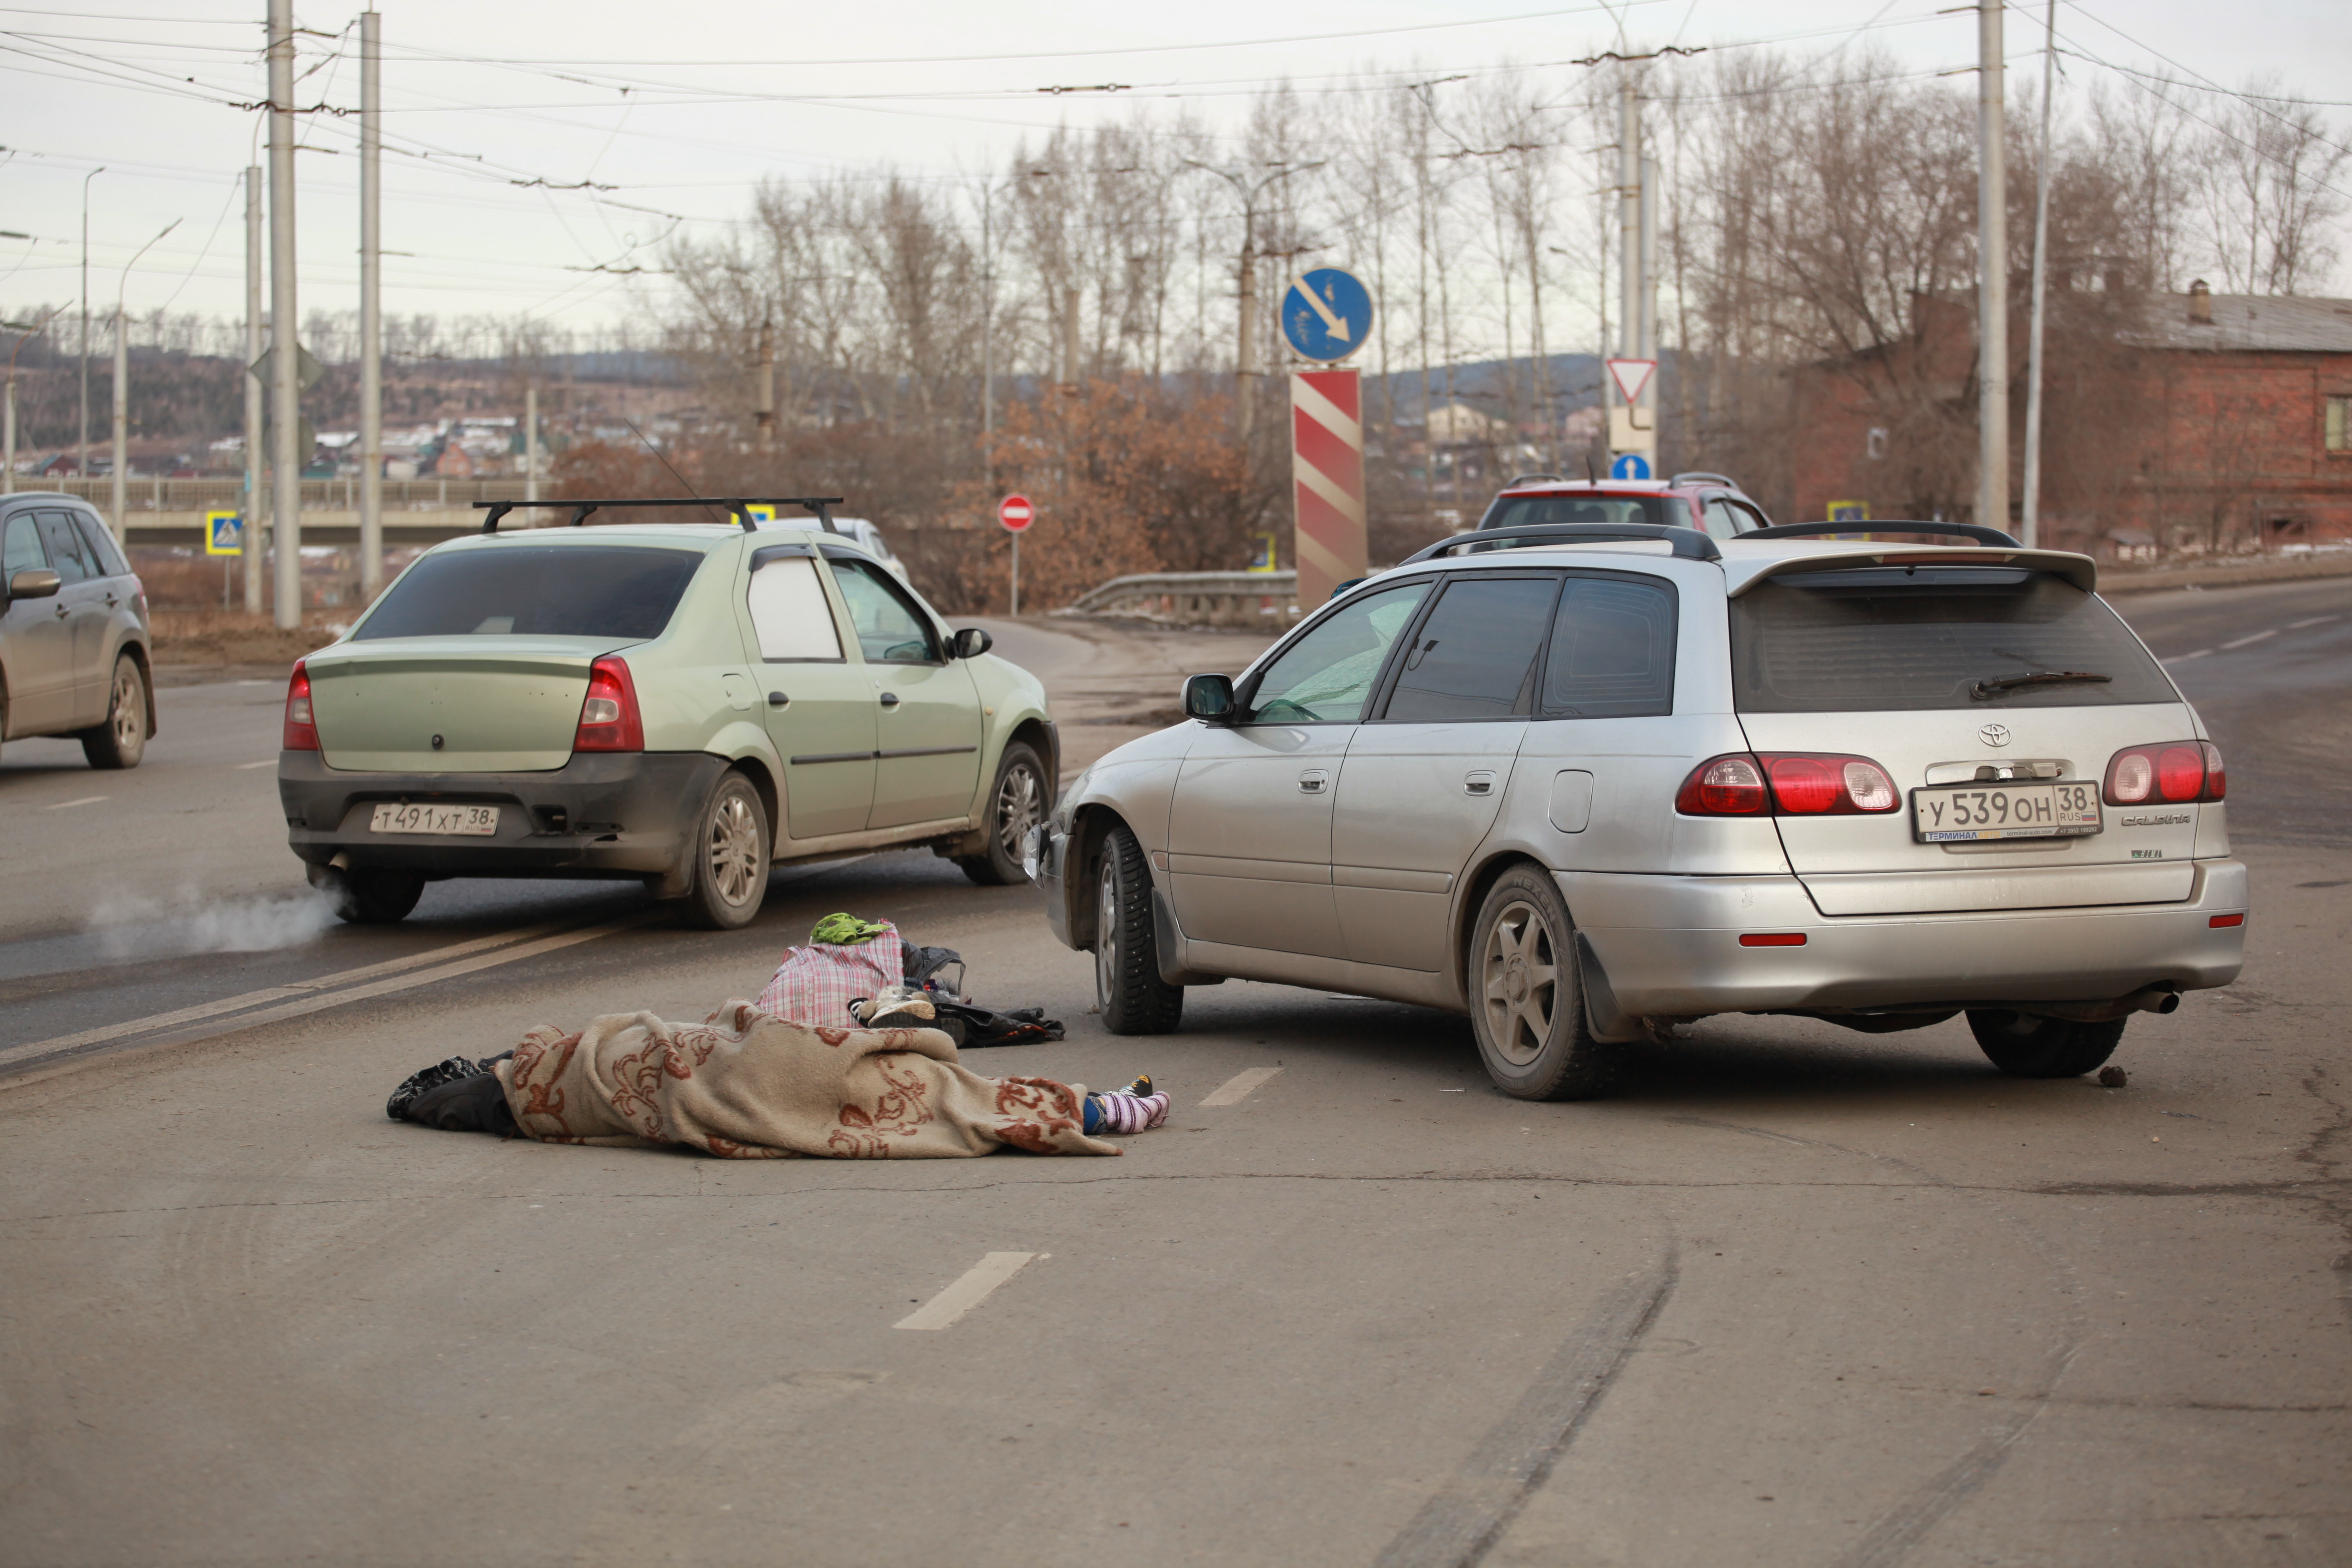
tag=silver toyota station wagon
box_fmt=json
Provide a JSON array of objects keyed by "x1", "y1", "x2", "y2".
[
  {"x1": 280, "y1": 500, "x2": 1055, "y2": 928},
  {"x1": 1033, "y1": 520, "x2": 2246, "y2": 1099}
]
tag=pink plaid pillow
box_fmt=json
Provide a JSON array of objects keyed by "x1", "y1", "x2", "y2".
[{"x1": 754, "y1": 921, "x2": 905, "y2": 1027}]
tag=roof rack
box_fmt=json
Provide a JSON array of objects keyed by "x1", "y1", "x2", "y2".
[
  {"x1": 1405, "y1": 521, "x2": 1721, "y2": 564},
  {"x1": 1670, "y1": 470, "x2": 1738, "y2": 488},
  {"x1": 472, "y1": 495, "x2": 847, "y2": 534},
  {"x1": 1743, "y1": 519, "x2": 2021, "y2": 547}
]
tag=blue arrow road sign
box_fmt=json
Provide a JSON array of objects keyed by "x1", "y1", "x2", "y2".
[
  {"x1": 1610, "y1": 453, "x2": 1652, "y2": 481},
  {"x1": 1282, "y1": 268, "x2": 1373, "y2": 363}
]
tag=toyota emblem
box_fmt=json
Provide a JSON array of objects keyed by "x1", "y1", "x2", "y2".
[{"x1": 1978, "y1": 723, "x2": 2012, "y2": 748}]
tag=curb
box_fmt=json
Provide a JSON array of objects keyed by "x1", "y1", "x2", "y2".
[{"x1": 2100, "y1": 554, "x2": 2352, "y2": 594}]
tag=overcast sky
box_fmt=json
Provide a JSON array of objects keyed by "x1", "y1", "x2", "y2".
[{"x1": 6, "y1": 0, "x2": 2349, "y2": 340}]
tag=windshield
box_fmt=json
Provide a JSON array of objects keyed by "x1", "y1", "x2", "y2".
[
  {"x1": 1481, "y1": 493, "x2": 1678, "y2": 531},
  {"x1": 1730, "y1": 567, "x2": 2175, "y2": 712},
  {"x1": 355, "y1": 545, "x2": 703, "y2": 641}
]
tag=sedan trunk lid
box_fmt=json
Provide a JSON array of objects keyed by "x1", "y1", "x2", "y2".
[{"x1": 305, "y1": 635, "x2": 635, "y2": 772}]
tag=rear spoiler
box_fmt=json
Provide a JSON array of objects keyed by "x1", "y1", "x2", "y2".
[
  {"x1": 1725, "y1": 544, "x2": 2099, "y2": 596},
  {"x1": 473, "y1": 496, "x2": 845, "y2": 534}
]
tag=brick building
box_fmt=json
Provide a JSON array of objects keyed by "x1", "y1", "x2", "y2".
[{"x1": 1791, "y1": 285, "x2": 2352, "y2": 555}]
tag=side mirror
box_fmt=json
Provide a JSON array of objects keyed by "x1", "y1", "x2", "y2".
[
  {"x1": 952, "y1": 627, "x2": 994, "y2": 659},
  {"x1": 1183, "y1": 673, "x2": 1236, "y2": 723},
  {"x1": 7, "y1": 567, "x2": 61, "y2": 602}
]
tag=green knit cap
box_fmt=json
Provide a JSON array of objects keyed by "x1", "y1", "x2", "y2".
[{"x1": 810, "y1": 912, "x2": 890, "y2": 946}]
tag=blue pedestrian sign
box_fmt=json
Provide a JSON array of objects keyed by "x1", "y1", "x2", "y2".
[
  {"x1": 1610, "y1": 453, "x2": 1652, "y2": 481},
  {"x1": 1281, "y1": 268, "x2": 1373, "y2": 363},
  {"x1": 203, "y1": 508, "x2": 242, "y2": 556}
]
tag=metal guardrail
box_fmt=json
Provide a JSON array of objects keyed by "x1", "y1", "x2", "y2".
[
  {"x1": 9, "y1": 476, "x2": 536, "y2": 512},
  {"x1": 1058, "y1": 570, "x2": 1299, "y2": 626}
]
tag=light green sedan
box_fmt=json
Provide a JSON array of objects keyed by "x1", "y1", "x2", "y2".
[{"x1": 278, "y1": 505, "x2": 1055, "y2": 927}]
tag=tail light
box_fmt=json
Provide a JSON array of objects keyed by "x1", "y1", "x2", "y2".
[
  {"x1": 283, "y1": 659, "x2": 318, "y2": 751},
  {"x1": 1677, "y1": 753, "x2": 1900, "y2": 816},
  {"x1": 2103, "y1": 741, "x2": 2224, "y2": 805},
  {"x1": 573, "y1": 656, "x2": 644, "y2": 752}
]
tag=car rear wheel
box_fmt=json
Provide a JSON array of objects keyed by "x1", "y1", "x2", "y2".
[
  {"x1": 316, "y1": 866, "x2": 426, "y2": 924},
  {"x1": 679, "y1": 771, "x2": 769, "y2": 931},
  {"x1": 1469, "y1": 864, "x2": 1617, "y2": 1101},
  {"x1": 958, "y1": 741, "x2": 1048, "y2": 886},
  {"x1": 1967, "y1": 1010, "x2": 2126, "y2": 1078},
  {"x1": 1095, "y1": 822, "x2": 1182, "y2": 1034},
  {"x1": 81, "y1": 654, "x2": 147, "y2": 770}
]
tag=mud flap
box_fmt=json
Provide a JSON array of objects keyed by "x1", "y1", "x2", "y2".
[
  {"x1": 1150, "y1": 887, "x2": 1224, "y2": 988},
  {"x1": 1575, "y1": 933, "x2": 1648, "y2": 1044}
]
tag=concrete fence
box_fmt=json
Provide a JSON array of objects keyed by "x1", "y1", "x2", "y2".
[{"x1": 1058, "y1": 570, "x2": 1300, "y2": 626}]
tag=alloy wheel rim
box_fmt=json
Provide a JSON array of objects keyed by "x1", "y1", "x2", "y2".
[
  {"x1": 1097, "y1": 858, "x2": 1118, "y2": 1003},
  {"x1": 1480, "y1": 899, "x2": 1559, "y2": 1066},
  {"x1": 994, "y1": 763, "x2": 1042, "y2": 861},
  {"x1": 112, "y1": 670, "x2": 139, "y2": 749},
  {"x1": 708, "y1": 793, "x2": 760, "y2": 905}
]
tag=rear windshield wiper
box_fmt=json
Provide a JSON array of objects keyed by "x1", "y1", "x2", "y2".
[{"x1": 1969, "y1": 670, "x2": 2113, "y2": 700}]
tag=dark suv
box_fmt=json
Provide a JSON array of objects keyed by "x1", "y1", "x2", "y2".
[
  {"x1": 1478, "y1": 472, "x2": 1773, "y2": 543},
  {"x1": 0, "y1": 493, "x2": 153, "y2": 769}
]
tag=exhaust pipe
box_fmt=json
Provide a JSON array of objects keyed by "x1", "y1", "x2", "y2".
[{"x1": 2015, "y1": 986, "x2": 2181, "y2": 1024}]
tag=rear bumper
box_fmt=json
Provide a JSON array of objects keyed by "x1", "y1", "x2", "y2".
[
  {"x1": 278, "y1": 750, "x2": 724, "y2": 880},
  {"x1": 1564, "y1": 859, "x2": 2248, "y2": 1018}
]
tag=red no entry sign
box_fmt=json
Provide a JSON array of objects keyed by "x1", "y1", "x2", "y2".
[{"x1": 998, "y1": 493, "x2": 1034, "y2": 533}]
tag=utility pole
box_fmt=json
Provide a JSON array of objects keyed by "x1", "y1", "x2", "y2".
[
  {"x1": 524, "y1": 383, "x2": 539, "y2": 503},
  {"x1": 1607, "y1": 85, "x2": 1657, "y2": 473},
  {"x1": 1640, "y1": 152, "x2": 1660, "y2": 447},
  {"x1": 754, "y1": 317, "x2": 775, "y2": 452},
  {"x1": 1977, "y1": 0, "x2": 2009, "y2": 534},
  {"x1": 1619, "y1": 87, "x2": 1640, "y2": 366},
  {"x1": 980, "y1": 181, "x2": 994, "y2": 493},
  {"x1": 358, "y1": 8, "x2": 383, "y2": 599},
  {"x1": 1182, "y1": 159, "x2": 1324, "y2": 444},
  {"x1": 79, "y1": 166, "x2": 101, "y2": 485},
  {"x1": 3, "y1": 309, "x2": 59, "y2": 497},
  {"x1": 268, "y1": 0, "x2": 302, "y2": 629},
  {"x1": 1063, "y1": 286, "x2": 1081, "y2": 388},
  {"x1": 2021, "y1": 0, "x2": 2056, "y2": 549},
  {"x1": 242, "y1": 165, "x2": 265, "y2": 615}
]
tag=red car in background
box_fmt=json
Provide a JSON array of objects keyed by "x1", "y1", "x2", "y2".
[{"x1": 1475, "y1": 471, "x2": 1774, "y2": 542}]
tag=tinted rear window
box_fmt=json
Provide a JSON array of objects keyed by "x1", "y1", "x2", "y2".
[
  {"x1": 1730, "y1": 568, "x2": 2175, "y2": 712},
  {"x1": 356, "y1": 546, "x2": 702, "y2": 641},
  {"x1": 1482, "y1": 493, "x2": 1677, "y2": 530}
]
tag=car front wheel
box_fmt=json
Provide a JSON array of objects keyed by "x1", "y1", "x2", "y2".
[
  {"x1": 1468, "y1": 864, "x2": 1618, "y2": 1101},
  {"x1": 678, "y1": 771, "x2": 769, "y2": 930},
  {"x1": 1095, "y1": 822, "x2": 1182, "y2": 1034},
  {"x1": 959, "y1": 741, "x2": 1049, "y2": 886},
  {"x1": 82, "y1": 654, "x2": 148, "y2": 769},
  {"x1": 1967, "y1": 1010, "x2": 2126, "y2": 1078}
]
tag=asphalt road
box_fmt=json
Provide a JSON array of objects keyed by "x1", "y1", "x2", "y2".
[{"x1": 1, "y1": 586, "x2": 2347, "y2": 1568}]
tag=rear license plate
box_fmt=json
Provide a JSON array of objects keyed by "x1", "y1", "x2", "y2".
[
  {"x1": 370, "y1": 803, "x2": 499, "y2": 836},
  {"x1": 1911, "y1": 782, "x2": 2101, "y2": 842}
]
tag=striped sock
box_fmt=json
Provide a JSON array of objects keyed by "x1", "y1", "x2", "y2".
[{"x1": 1086, "y1": 1089, "x2": 1170, "y2": 1135}]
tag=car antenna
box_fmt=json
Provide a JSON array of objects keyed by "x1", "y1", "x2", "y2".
[
  {"x1": 1584, "y1": 454, "x2": 1596, "y2": 483},
  {"x1": 621, "y1": 417, "x2": 724, "y2": 525}
]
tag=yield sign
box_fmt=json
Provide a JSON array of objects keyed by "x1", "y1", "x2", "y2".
[
  {"x1": 1606, "y1": 357, "x2": 1656, "y2": 406},
  {"x1": 998, "y1": 493, "x2": 1034, "y2": 533}
]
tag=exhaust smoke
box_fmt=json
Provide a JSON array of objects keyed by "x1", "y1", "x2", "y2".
[{"x1": 85, "y1": 887, "x2": 338, "y2": 963}]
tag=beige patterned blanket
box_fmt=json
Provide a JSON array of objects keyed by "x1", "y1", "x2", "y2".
[{"x1": 495, "y1": 1001, "x2": 1120, "y2": 1159}]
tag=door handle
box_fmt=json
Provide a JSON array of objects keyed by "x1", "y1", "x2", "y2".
[
  {"x1": 767, "y1": 691, "x2": 789, "y2": 708},
  {"x1": 54, "y1": 604, "x2": 68, "y2": 619},
  {"x1": 1465, "y1": 770, "x2": 1496, "y2": 796},
  {"x1": 104, "y1": 594, "x2": 119, "y2": 607},
  {"x1": 1298, "y1": 769, "x2": 1328, "y2": 794},
  {"x1": 878, "y1": 692, "x2": 900, "y2": 707}
]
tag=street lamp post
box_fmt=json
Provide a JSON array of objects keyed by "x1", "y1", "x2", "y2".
[
  {"x1": 1181, "y1": 159, "x2": 1326, "y2": 443},
  {"x1": 78, "y1": 165, "x2": 103, "y2": 487},
  {"x1": 109, "y1": 218, "x2": 181, "y2": 542},
  {"x1": 3, "y1": 308, "x2": 63, "y2": 496}
]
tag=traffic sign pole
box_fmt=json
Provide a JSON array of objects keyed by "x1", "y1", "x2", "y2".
[{"x1": 1290, "y1": 368, "x2": 1367, "y2": 610}]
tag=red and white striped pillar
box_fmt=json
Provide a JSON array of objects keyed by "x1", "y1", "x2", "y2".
[{"x1": 1289, "y1": 367, "x2": 1368, "y2": 611}]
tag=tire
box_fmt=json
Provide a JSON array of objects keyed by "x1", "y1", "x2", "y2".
[
  {"x1": 1467, "y1": 864, "x2": 1618, "y2": 1101},
  {"x1": 317, "y1": 866, "x2": 426, "y2": 924},
  {"x1": 678, "y1": 771, "x2": 770, "y2": 931},
  {"x1": 81, "y1": 654, "x2": 148, "y2": 770},
  {"x1": 1094, "y1": 822, "x2": 1183, "y2": 1035},
  {"x1": 1967, "y1": 1010, "x2": 2127, "y2": 1078},
  {"x1": 957, "y1": 741, "x2": 1050, "y2": 886}
]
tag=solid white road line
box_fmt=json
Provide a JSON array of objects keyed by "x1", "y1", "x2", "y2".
[
  {"x1": 2161, "y1": 650, "x2": 2211, "y2": 664},
  {"x1": 0, "y1": 913, "x2": 652, "y2": 1073},
  {"x1": 2288, "y1": 615, "x2": 2340, "y2": 630},
  {"x1": 46, "y1": 797, "x2": 107, "y2": 810},
  {"x1": 237, "y1": 760, "x2": 277, "y2": 770},
  {"x1": 894, "y1": 1252, "x2": 1039, "y2": 1331},
  {"x1": 2220, "y1": 629, "x2": 2278, "y2": 649},
  {"x1": 1201, "y1": 1066, "x2": 1283, "y2": 1106}
]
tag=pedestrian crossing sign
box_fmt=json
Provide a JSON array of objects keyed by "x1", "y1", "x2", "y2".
[
  {"x1": 204, "y1": 508, "x2": 243, "y2": 556},
  {"x1": 743, "y1": 504, "x2": 777, "y2": 525}
]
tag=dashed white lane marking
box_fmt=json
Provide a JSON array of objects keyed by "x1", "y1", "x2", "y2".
[
  {"x1": 2289, "y1": 615, "x2": 2340, "y2": 629},
  {"x1": 46, "y1": 796, "x2": 107, "y2": 810},
  {"x1": 2161, "y1": 650, "x2": 2211, "y2": 664},
  {"x1": 1202, "y1": 1066, "x2": 1283, "y2": 1106},
  {"x1": 237, "y1": 760, "x2": 276, "y2": 770},
  {"x1": 2220, "y1": 629, "x2": 2277, "y2": 649},
  {"x1": 894, "y1": 1252, "x2": 1040, "y2": 1331}
]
